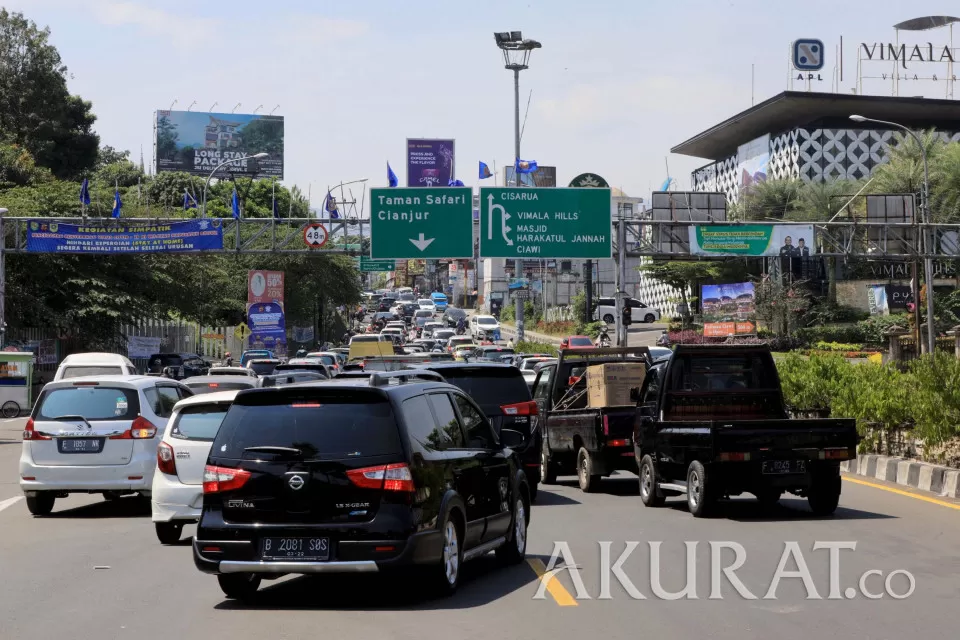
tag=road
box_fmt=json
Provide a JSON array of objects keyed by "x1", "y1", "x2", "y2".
[{"x1": 2, "y1": 416, "x2": 959, "y2": 639}]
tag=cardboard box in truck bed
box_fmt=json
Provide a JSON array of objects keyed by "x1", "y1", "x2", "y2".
[{"x1": 586, "y1": 362, "x2": 646, "y2": 407}]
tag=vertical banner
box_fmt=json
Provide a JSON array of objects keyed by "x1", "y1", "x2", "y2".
[
  {"x1": 701, "y1": 282, "x2": 757, "y2": 337},
  {"x1": 406, "y1": 139, "x2": 455, "y2": 187},
  {"x1": 867, "y1": 285, "x2": 890, "y2": 316},
  {"x1": 247, "y1": 270, "x2": 286, "y2": 355}
]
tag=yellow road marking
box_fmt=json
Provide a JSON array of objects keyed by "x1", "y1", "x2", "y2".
[
  {"x1": 843, "y1": 476, "x2": 960, "y2": 511},
  {"x1": 527, "y1": 557, "x2": 578, "y2": 606}
]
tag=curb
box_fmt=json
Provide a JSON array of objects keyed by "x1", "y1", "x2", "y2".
[{"x1": 842, "y1": 454, "x2": 960, "y2": 498}]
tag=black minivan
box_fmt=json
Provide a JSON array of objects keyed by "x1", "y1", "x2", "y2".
[{"x1": 193, "y1": 373, "x2": 531, "y2": 601}]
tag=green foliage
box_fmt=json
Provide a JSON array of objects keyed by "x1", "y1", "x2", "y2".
[
  {"x1": 811, "y1": 341, "x2": 866, "y2": 352},
  {"x1": 795, "y1": 323, "x2": 867, "y2": 345},
  {"x1": 0, "y1": 138, "x2": 51, "y2": 187},
  {"x1": 514, "y1": 340, "x2": 557, "y2": 356},
  {"x1": 803, "y1": 300, "x2": 869, "y2": 325},
  {"x1": 857, "y1": 314, "x2": 912, "y2": 344},
  {"x1": 581, "y1": 320, "x2": 607, "y2": 339}
]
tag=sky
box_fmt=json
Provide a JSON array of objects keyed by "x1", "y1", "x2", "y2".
[{"x1": 9, "y1": 0, "x2": 960, "y2": 208}]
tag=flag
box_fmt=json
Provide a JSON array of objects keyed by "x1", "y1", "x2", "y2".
[
  {"x1": 387, "y1": 162, "x2": 399, "y2": 187},
  {"x1": 324, "y1": 191, "x2": 340, "y2": 219},
  {"x1": 273, "y1": 198, "x2": 280, "y2": 219},
  {"x1": 80, "y1": 179, "x2": 91, "y2": 206},
  {"x1": 183, "y1": 190, "x2": 197, "y2": 210},
  {"x1": 479, "y1": 161, "x2": 492, "y2": 179},
  {"x1": 448, "y1": 179, "x2": 464, "y2": 187},
  {"x1": 515, "y1": 159, "x2": 538, "y2": 174},
  {"x1": 231, "y1": 188, "x2": 240, "y2": 219},
  {"x1": 111, "y1": 189, "x2": 122, "y2": 218},
  {"x1": 659, "y1": 177, "x2": 672, "y2": 191}
]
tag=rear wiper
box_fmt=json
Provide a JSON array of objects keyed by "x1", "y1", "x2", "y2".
[{"x1": 244, "y1": 446, "x2": 304, "y2": 457}]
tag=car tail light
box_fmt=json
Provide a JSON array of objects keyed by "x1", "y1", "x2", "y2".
[
  {"x1": 501, "y1": 400, "x2": 538, "y2": 416},
  {"x1": 22, "y1": 418, "x2": 50, "y2": 441},
  {"x1": 822, "y1": 448, "x2": 851, "y2": 460},
  {"x1": 718, "y1": 452, "x2": 751, "y2": 461},
  {"x1": 608, "y1": 438, "x2": 630, "y2": 447},
  {"x1": 111, "y1": 416, "x2": 157, "y2": 440},
  {"x1": 208, "y1": 383, "x2": 219, "y2": 388},
  {"x1": 157, "y1": 441, "x2": 177, "y2": 475},
  {"x1": 203, "y1": 465, "x2": 252, "y2": 494},
  {"x1": 603, "y1": 414, "x2": 610, "y2": 435},
  {"x1": 347, "y1": 463, "x2": 415, "y2": 492}
]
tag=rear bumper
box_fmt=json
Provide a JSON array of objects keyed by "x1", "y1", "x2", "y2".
[
  {"x1": 193, "y1": 528, "x2": 444, "y2": 575},
  {"x1": 151, "y1": 472, "x2": 203, "y2": 522},
  {"x1": 19, "y1": 449, "x2": 155, "y2": 493}
]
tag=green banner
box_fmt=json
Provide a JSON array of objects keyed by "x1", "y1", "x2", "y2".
[{"x1": 689, "y1": 224, "x2": 816, "y2": 257}]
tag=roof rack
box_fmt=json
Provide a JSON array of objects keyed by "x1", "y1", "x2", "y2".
[{"x1": 368, "y1": 370, "x2": 445, "y2": 387}]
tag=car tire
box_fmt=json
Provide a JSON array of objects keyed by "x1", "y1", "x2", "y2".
[
  {"x1": 645, "y1": 314, "x2": 656, "y2": 324},
  {"x1": 1, "y1": 400, "x2": 20, "y2": 418},
  {"x1": 217, "y1": 574, "x2": 261, "y2": 601},
  {"x1": 807, "y1": 473, "x2": 842, "y2": 516},
  {"x1": 25, "y1": 492, "x2": 56, "y2": 516},
  {"x1": 639, "y1": 455, "x2": 666, "y2": 507},
  {"x1": 529, "y1": 480, "x2": 539, "y2": 503},
  {"x1": 155, "y1": 522, "x2": 183, "y2": 545},
  {"x1": 602, "y1": 314, "x2": 615, "y2": 324},
  {"x1": 577, "y1": 447, "x2": 601, "y2": 493},
  {"x1": 428, "y1": 511, "x2": 463, "y2": 597},
  {"x1": 540, "y1": 439, "x2": 557, "y2": 485},
  {"x1": 686, "y1": 460, "x2": 716, "y2": 518},
  {"x1": 496, "y1": 492, "x2": 529, "y2": 565}
]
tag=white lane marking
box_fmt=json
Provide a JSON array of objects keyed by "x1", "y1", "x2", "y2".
[
  {"x1": 0, "y1": 496, "x2": 24, "y2": 513},
  {"x1": 3, "y1": 418, "x2": 22, "y2": 423}
]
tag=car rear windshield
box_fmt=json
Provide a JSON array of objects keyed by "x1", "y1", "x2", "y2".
[
  {"x1": 434, "y1": 369, "x2": 530, "y2": 413},
  {"x1": 274, "y1": 365, "x2": 329, "y2": 377},
  {"x1": 569, "y1": 337, "x2": 593, "y2": 346},
  {"x1": 248, "y1": 362, "x2": 278, "y2": 376},
  {"x1": 212, "y1": 395, "x2": 402, "y2": 459},
  {"x1": 60, "y1": 365, "x2": 125, "y2": 379},
  {"x1": 170, "y1": 404, "x2": 231, "y2": 440},
  {"x1": 185, "y1": 381, "x2": 255, "y2": 393},
  {"x1": 36, "y1": 386, "x2": 140, "y2": 421}
]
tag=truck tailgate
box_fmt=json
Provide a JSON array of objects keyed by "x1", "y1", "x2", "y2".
[
  {"x1": 546, "y1": 407, "x2": 636, "y2": 451},
  {"x1": 713, "y1": 419, "x2": 858, "y2": 453}
]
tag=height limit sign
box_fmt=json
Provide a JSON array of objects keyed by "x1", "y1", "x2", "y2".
[{"x1": 479, "y1": 187, "x2": 611, "y2": 259}]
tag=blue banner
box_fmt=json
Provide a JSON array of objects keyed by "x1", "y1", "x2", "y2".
[
  {"x1": 25, "y1": 219, "x2": 224, "y2": 253},
  {"x1": 248, "y1": 302, "x2": 287, "y2": 354}
]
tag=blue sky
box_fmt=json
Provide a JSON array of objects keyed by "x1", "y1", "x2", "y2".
[{"x1": 10, "y1": 0, "x2": 960, "y2": 206}]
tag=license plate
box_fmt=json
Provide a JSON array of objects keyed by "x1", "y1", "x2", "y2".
[
  {"x1": 57, "y1": 438, "x2": 105, "y2": 454},
  {"x1": 260, "y1": 537, "x2": 330, "y2": 561},
  {"x1": 761, "y1": 459, "x2": 806, "y2": 474}
]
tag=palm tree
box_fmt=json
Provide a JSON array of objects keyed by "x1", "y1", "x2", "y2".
[
  {"x1": 931, "y1": 142, "x2": 960, "y2": 222},
  {"x1": 870, "y1": 130, "x2": 944, "y2": 198},
  {"x1": 733, "y1": 179, "x2": 805, "y2": 221}
]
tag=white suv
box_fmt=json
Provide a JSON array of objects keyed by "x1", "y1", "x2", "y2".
[
  {"x1": 20, "y1": 376, "x2": 192, "y2": 516},
  {"x1": 152, "y1": 390, "x2": 239, "y2": 544},
  {"x1": 593, "y1": 297, "x2": 661, "y2": 324},
  {"x1": 471, "y1": 315, "x2": 501, "y2": 341}
]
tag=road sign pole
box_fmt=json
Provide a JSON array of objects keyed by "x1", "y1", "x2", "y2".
[{"x1": 516, "y1": 289, "x2": 525, "y2": 342}]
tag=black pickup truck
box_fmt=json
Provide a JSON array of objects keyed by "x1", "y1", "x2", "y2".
[
  {"x1": 634, "y1": 344, "x2": 859, "y2": 517},
  {"x1": 535, "y1": 347, "x2": 651, "y2": 493}
]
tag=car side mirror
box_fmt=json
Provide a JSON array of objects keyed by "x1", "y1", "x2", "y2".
[{"x1": 500, "y1": 428, "x2": 526, "y2": 449}]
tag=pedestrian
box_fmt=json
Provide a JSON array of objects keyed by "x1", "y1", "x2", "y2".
[{"x1": 507, "y1": 338, "x2": 514, "y2": 348}]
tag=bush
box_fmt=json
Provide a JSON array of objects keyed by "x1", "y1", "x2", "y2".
[
  {"x1": 803, "y1": 300, "x2": 869, "y2": 325},
  {"x1": 534, "y1": 320, "x2": 576, "y2": 336},
  {"x1": 514, "y1": 340, "x2": 557, "y2": 356},
  {"x1": 581, "y1": 320, "x2": 607, "y2": 339},
  {"x1": 857, "y1": 314, "x2": 911, "y2": 345},
  {"x1": 795, "y1": 323, "x2": 866, "y2": 344},
  {"x1": 767, "y1": 335, "x2": 806, "y2": 351},
  {"x1": 812, "y1": 341, "x2": 868, "y2": 352}
]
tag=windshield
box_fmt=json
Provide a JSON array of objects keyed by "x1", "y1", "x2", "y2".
[
  {"x1": 60, "y1": 366, "x2": 125, "y2": 379},
  {"x1": 170, "y1": 404, "x2": 230, "y2": 440},
  {"x1": 432, "y1": 369, "x2": 530, "y2": 415},
  {"x1": 248, "y1": 361, "x2": 279, "y2": 376},
  {"x1": 569, "y1": 337, "x2": 593, "y2": 346},
  {"x1": 37, "y1": 386, "x2": 140, "y2": 421},
  {"x1": 477, "y1": 317, "x2": 497, "y2": 325},
  {"x1": 418, "y1": 300, "x2": 432, "y2": 306},
  {"x1": 212, "y1": 397, "x2": 402, "y2": 459}
]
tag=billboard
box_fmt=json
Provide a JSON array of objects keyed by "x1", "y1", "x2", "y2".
[
  {"x1": 701, "y1": 282, "x2": 757, "y2": 337},
  {"x1": 689, "y1": 224, "x2": 815, "y2": 257},
  {"x1": 504, "y1": 165, "x2": 557, "y2": 187},
  {"x1": 247, "y1": 271, "x2": 285, "y2": 354},
  {"x1": 406, "y1": 139, "x2": 455, "y2": 187},
  {"x1": 26, "y1": 219, "x2": 223, "y2": 253},
  {"x1": 155, "y1": 110, "x2": 284, "y2": 178},
  {"x1": 737, "y1": 134, "x2": 769, "y2": 192},
  {"x1": 248, "y1": 270, "x2": 284, "y2": 304}
]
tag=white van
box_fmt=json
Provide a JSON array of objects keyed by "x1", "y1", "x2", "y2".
[{"x1": 54, "y1": 353, "x2": 137, "y2": 381}]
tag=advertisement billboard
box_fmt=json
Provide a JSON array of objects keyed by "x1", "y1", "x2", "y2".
[
  {"x1": 689, "y1": 224, "x2": 815, "y2": 257},
  {"x1": 155, "y1": 110, "x2": 284, "y2": 178},
  {"x1": 701, "y1": 282, "x2": 757, "y2": 337},
  {"x1": 504, "y1": 165, "x2": 557, "y2": 187},
  {"x1": 406, "y1": 139, "x2": 455, "y2": 187},
  {"x1": 248, "y1": 270, "x2": 284, "y2": 304},
  {"x1": 736, "y1": 134, "x2": 770, "y2": 191},
  {"x1": 26, "y1": 219, "x2": 223, "y2": 253}
]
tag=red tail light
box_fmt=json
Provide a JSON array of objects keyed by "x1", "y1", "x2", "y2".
[
  {"x1": 347, "y1": 463, "x2": 415, "y2": 492},
  {"x1": 157, "y1": 441, "x2": 176, "y2": 475},
  {"x1": 608, "y1": 438, "x2": 630, "y2": 447},
  {"x1": 22, "y1": 418, "x2": 49, "y2": 441},
  {"x1": 603, "y1": 414, "x2": 610, "y2": 435},
  {"x1": 203, "y1": 464, "x2": 252, "y2": 494},
  {"x1": 208, "y1": 383, "x2": 219, "y2": 388},
  {"x1": 110, "y1": 416, "x2": 157, "y2": 440},
  {"x1": 501, "y1": 400, "x2": 538, "y2": 416}
]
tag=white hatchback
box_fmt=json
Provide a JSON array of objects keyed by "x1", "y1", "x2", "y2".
[
  {"x1": 152, "y1": 390, "x2": 239, "y2": 544},
  {"x1": 20, "y1": 376, "x2": 192, "y2": 516}
]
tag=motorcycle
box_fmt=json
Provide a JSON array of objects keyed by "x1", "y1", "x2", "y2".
[{"x1": 596, "y1": 330, "x2": 611, "y2": 347}]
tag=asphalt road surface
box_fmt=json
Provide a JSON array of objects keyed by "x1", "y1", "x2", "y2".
[{"x1": 2, "y1": 416, "x2": 959, "y2": 639}]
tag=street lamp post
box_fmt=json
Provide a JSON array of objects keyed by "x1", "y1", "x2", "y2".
[
  {"x1": 495, "y1": 31, "x2": 541, "y2": 341},
  {"x1": 0, "y1": 207, "x2": 7, "y2": 348},
  {"x1": 201, "y1": 153, "x2": 270, "y2": 218},
  {"x1": 850, "y1": 115, "x2": 935, "y2": 355}
]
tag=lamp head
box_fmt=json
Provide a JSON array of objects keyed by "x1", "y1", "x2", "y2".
[{"x1": 849, "y1": 114, "x2": 867, "y2": 122}]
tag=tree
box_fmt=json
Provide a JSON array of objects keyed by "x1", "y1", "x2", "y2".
[
  {"x1": 640, "y1": 261, "x2": 723, "y2": 319},
  {"x1": 734, "y1": 179, "x2": 806, "y2": 221},
  {"x1": 0, "y1": 138, "x2": 51, "y2": 188},
  {"x1": 0, "y1": 10, "x2": 99, "y2": 180}
]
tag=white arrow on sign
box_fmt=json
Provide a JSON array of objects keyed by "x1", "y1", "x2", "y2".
[{"x1": 409, "y1": 233, "x2": 435, "y2": 252}]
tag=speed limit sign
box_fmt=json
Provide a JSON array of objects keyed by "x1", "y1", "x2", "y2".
[{"x1": 303, "y1": 223, "x2": 329, "y2": 248}]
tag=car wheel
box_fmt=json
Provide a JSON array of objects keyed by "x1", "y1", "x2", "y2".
[
  {"x1": 686, "y1": 460, "x2": 716, "y2": 518},
  {"x1": 217, "y1": 574, "x2": 261, "y2": 601},
  {"x1": 808, "y1": 473, "x2": 842, "y2": 516},
  {"x1": 155, "y1": 521, "x2": 183, "y2": 545},
  {"x1": 639, "y1": 455, "x2": 666, "y2": 507},
  {"x1": 496, "y1": 492, "x2": 528, "y2": 565},
  {"x1": 645, "y1": 314, "x2": 656, "y2": 324},
  {"x1": 540, "y1": 439, "x2": 557, "y2": 485},
  {"x1": 1, "y1": 400, "x2": 20, "y2": 418},
  {"x1": 25, "y1": 492, "x2": 56, "y2": 516},
  {"x1": 430, "y1": 512, "x2": 463, "y2": 596},
  {"x1": 602, "y1": 314, "x2": 615, "y2": 324},
  {"x1": 577, "y1": 447, "x2": 600, "y2": 493}
]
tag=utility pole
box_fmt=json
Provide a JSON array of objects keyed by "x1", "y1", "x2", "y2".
[{"x1": 0, "y1": 208, "x2": 7, "y2": 348}]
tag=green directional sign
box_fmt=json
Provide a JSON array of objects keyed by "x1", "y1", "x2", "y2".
[
  {"x1": 359, "y1": 257, "x2": 396, "y2": 272},
  {"x1": 479, "y1": 187, "x2": 612, "y2": 259},
  {"x1": 370, "y1": 187, "x2": 473, "y2": 259}
]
